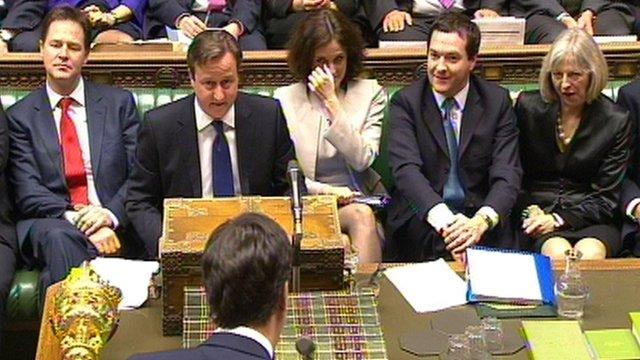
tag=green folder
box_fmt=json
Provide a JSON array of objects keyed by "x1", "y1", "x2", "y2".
[
  {"x1": 585, "y1": 329, "x2": 640, "y2": 360},
  {"x1": 521, "y1": 320, "x2": 592, "y2": 360}
]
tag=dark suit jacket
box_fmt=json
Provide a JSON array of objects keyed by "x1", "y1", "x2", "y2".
[
  {"x1": 125, "y1": 92, "x2": 296, "y2": 257},
  {"x1": 515, "y1": 91, "x2": 629, "y2": 230},
  {"x1": 0, "y1": 103, "x2": 16, "y2": 252},
  {"x1": 617, "y1": 80, "x2": 640, "y2": 240},
  {"x1": 129, "y1": 332, "x2": 272, "y2": 360},
  {"x1": 145, "y1": 0, "x2": 261, "y2": 39},
  {"x1": 492, "y1": 0, "x2": 626, "y2": 18},
  {"x1": 363, "y1": 0, "x2": 482, "y2": 19},
  {"x1": 2, "y1": 0, "x2": 46, "y2": 31},
  {"x1": 387, "y1": 75, "x2": 522, "y2": 244},
  {"x1": 6, "y1": 80, "x2": 139, "y2": 249}
]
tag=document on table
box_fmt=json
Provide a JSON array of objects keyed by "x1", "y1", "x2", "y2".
[
  {"x1": 385, "y1": 259, "x2": 468, "y2": 313},
  {"x1": 90, "y1": 257, "x2": 160, "y2": 310}
]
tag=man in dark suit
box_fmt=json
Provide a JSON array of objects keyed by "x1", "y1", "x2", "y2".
[
  {"x1": 145, "y1": 0, "x2": 265, "y2": 50},
  {"x1": 0, "y1": 0, "x2": 47, "y2": 52},
  {"x1": 131, "y1": 213, "x2": 292, "y2": 360},
  {"x1": 387, "y1": 11, "x2": 522, "y2": 262},
  {"x1": 617, "y1": 80, "x2": 640, "y2": 256},
  {"x1": 0, "y1": 102, "x2": 17, "y2": 351},
  {"x1": 126, "y1": 30, "x2": 296, "y2": 258},
  {"x1": 6, "y1": 7, "x2": 139, "y2": 298}
]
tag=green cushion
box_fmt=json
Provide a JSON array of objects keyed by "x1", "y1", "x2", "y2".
[{"x1": 7, "y1": 270, "x2": 39, "y2": 321}]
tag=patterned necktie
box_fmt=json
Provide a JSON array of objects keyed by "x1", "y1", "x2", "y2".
[
  {"x1": 208, "y1": 0, "x2": 226, "y2": 11},
  {"x1": 441, "y1": 98, "x2": 465, "y2": 211},
  {"x1": 212, "y1": 121, "x2": 234, "y2": 197},
  {"x1": 59, "y1": 97, "x2": 89, "y2": 205},
  {"x1": 440, "y1": 0, "x2": 455, "y2": 9}
]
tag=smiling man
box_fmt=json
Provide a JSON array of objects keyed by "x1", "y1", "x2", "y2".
[
  {"x1": 386, "y1": 11, "x2": 522, "y2": 262},
  {"x1": 126, "y1": 30, "x2": 297, "y2": 257},
  {"x1": 6, "y1": 6, "x2": 139, "y2": 298}
]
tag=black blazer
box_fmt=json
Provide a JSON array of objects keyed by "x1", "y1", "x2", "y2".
[
  {"x1": 125, "y1": 92, "x2": 296, "y2": 257},
  {"x1": 515, "y1": 91, "x2": 630, "y2": 230},
  {"x1": 616, "y1": 80, "x2": 640, "y2": 239},
  {"x1": 387, "y1": 75, "x2": 522, "y2": 236},
  {"x1": 144, "y1": 0, "x2": 261, "y2": 39},
  {"x1": 0, "y1": 103, "x2": 16, "y2": 252},
  {"x1": 129, "y1": 332, "x2": 272, "y2": 360},
  {"x1": 2, "y1": 0, "x2": 46, "y2": 32}
]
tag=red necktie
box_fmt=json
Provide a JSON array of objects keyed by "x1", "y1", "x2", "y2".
[
  {"x1": 59, "y1": 97, "x2": 89, "y2": 206},
  {"x1": 208, "y1": 0, "x2": 226, "y2": 11}
]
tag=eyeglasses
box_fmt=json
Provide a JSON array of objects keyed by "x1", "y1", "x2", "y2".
[{"x1": 551, "y1": 70, "x2": 589, "y2": 83}]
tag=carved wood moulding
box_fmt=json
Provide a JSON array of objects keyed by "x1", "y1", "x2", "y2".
[{"x1": 0, "y1": 43, "x2": 638, "y2": 90}]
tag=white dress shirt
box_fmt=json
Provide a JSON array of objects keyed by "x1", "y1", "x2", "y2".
[
  {"x1": 46, "y1": 79, "x2": 118, "y2": 228},
  {"x1": 214, "y1": 326, "x2": 274, "y2": 359},
  {"x1": 194, "y1": 98, "x2": 242, "y2": 197},
  {"x1": 426, "y1": 81, "x2": 499, "y2": 232}
]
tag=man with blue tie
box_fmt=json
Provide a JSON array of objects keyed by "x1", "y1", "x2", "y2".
[
  {"x1": 126, "y1": 30, "x2": 297, "y2": 258},
  {"x1": 386, "y1": 11, "x2": 522, "y2": 261},
  {"x1": 6, "y1": 7, "x2": 139, "y2": 297},
  {"x1": 130, "y1": 213, "x2": 291, "y2": 360}
]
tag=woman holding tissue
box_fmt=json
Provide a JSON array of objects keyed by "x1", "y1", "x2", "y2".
[
  {"x1": 274, "y1": 9, "x2": 386, "y2": 263},
  {"x1": 514, "y1": 28, "x2": 630, "y2": 260}
]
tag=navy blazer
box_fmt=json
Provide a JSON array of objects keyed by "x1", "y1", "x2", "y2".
[
  {"x1": 387, "y1": 75, "x2": 522, "y2": 238},
  {"x1": 144, "y1": 0, "x2": 261, "y2": 39},
  {"x1": 0, "y1": 103, "x2": 16, "y2": 252},
  {"x1": 129, "y1": 332, "x2": 272, "y2": 360},
  {"x1": 2, "y1": 0, "x2": 46, "y2": 32},
  {"x1": 125, "y1": 92, "x2": 296, "y2": 257},
  {"x1": 617, "y1": 80, "x2": 640, "y2": 241},
  {"x1": 6, "y1": 80, "x2": 139, "y2": 249}
]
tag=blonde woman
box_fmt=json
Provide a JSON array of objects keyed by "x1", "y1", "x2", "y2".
[{"x1": 515, "y1": 28, "x2": 630, "y2": 259}]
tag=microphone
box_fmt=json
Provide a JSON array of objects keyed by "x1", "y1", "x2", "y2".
[
  {"x1": 295, "y1": 336, "x2": 316, "y2": 360},
  {"x1": 287, "y1": 160, "x2": 303, "y2": 236}
]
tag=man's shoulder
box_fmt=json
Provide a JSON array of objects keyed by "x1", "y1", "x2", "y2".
[
  {"x1": 86, "y1": 80, "x2": 134, "y2": 100},
  {"x1": 469, "y1": 75, "x2": 510, "y2": 100},
  {"x1": 6, "y1": 87, "x2": 47, "y2": 117},
  {"x1": 146, "y1": 94, "x2": 194, "y2": 120},
  {"x1": 129, "y1": 348, "x2": 205, "y2": 360},
  {"x1": 619, "y1": 80, "x2": 640, "y2": 98},
  {"x1": 238, "y1": 91, "x2": 280, "y2": 109}
]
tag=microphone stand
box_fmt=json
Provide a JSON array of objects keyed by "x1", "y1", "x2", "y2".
[{"x1": 291, "y1": 204, "x2": 303, "y2": 293}]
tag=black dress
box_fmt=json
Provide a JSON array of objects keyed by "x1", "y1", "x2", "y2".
[{"x1": 514, "y1": 91, "x2": 630, "y2": 256}]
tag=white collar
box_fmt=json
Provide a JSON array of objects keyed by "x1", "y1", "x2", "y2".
[
  {"x1": 214, "y1": 326, "x2": 274, "y2": 358},
  {"x1": 432, "y1": 80, "x2": 470, "y2": 111},
  {"x1": 194, "y1": 97, "x2": 235, "y2": 132},
  {"x1": 46, "y1": 77, "x2": 85, "y2": 109}
]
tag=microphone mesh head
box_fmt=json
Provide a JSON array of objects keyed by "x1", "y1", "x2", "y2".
[{"x1": 295, "y1": 336, "x2": 315, "y2": 356}]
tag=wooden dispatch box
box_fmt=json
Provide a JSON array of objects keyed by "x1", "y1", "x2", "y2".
[{"x1": 160, "y1": 196, "x2": 345, "y2": 335}]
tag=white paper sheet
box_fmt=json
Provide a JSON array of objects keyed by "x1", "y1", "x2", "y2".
[
  {"x1": 90, "y1": 257, "x2": 159, "y2": 310},
  {"x1": 385, "y1": 259, "x2": 468, "y2": 313}
]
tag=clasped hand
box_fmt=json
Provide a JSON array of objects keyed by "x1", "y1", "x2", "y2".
[
  {"x1": 522, "y1": 205, "x2": 556, "y2": 237},
  {"x1": 73, "y1": 204, "x2": 114, "y2": 236},
  {"x1": 82, "y1": 5, "x2": 116, "y2": 28},
  {"x1": 308, "y1": 64, "x2": 337, "y2": 102},
  {"x1": 442, "y1": 214, "x2": 489, "y2": 259}
]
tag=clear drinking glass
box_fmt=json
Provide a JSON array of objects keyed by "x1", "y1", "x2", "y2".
[
  {"x1": 465, "y1": 325, "x2": 492, "y2": 360},
  {"x1": 440, "y1": 334, "x2": 470, "y2": 360},
  {"x1": 555, "y1": 249, "x2": 589, "y2": 319}
]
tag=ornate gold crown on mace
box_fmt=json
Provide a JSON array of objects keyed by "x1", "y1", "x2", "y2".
[{"x1": 50, "y1": 263, "x2": 122, "y2": 360}]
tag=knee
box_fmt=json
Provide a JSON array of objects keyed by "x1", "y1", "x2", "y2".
[
  {"x1": 540, "y1": 236, "x2": 572, "y2": 259},
  {"x1": 574, "y1": 237, "x2": 607, "y2": 260},
  {"x1": 94, "y1": 30, "x2": 134, "y2": 43}
]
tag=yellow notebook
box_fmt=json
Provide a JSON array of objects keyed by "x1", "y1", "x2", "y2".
[
  {"x1": 585, "y1": 329, "x2": 640, "y2": 360},
  {"x1": 521, "y1": 320, "x2": 592, "y2": 360}
]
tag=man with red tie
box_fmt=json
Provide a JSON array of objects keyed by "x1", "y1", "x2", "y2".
[{"x1": 6, "y1": 6, "x2": 139, "y2": 298}]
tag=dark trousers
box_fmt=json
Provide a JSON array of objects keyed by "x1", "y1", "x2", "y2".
[
  {"x1": 194, "y1": 12, "x2": 267, "y2": 50},
  {"x1": 0, "y1": 224, "x2": 17, "y2": 352},
  {"x1": 525, "y1": 9, "x2": 634, "y2": 44},
  {"x1": 25, "y1": 219, "x2": 99, "y2": 307}
]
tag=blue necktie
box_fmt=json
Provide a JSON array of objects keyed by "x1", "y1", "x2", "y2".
[
  {"x1": 442, "y1": 98, "x2": 465, "y2": 211},
  {"x1": 212, "y1": 121, "x2": 234, "y2": 197}
]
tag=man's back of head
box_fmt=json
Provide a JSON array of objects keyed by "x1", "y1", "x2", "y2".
[{"x1": 203, "y1": 212, "x2": 292, "y2": 341}]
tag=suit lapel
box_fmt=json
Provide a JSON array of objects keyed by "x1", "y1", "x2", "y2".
[
  {"x1": 179, "y1": 95, "x2": 203, "y2": 197},
  {"x1": 421, "y1": 85, "x2": 449, "y2": 158},
  {"x1": 458, "y1": 81, "x2": 484, "y2": 157},
  {"x1": 234, "y1": 93, "x2": 255, "y2": 195},
  {"x1": 33, "y1": 88, "x2": 65, "y2": 181},
  {"x1": 84, "y1": 82, "x2": 106, "y2": 179}
]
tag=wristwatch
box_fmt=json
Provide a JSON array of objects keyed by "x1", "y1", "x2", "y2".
[{"x1": 476, "y1": 212, "x2": 494, "y2": 229}]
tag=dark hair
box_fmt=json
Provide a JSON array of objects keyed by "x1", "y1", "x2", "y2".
[
  {"x1": 427, "y1": 11, "x2": 481, "y2": 59},
  {"x1": 187, "y1": 30, "x2": 242, "y2": 77},
  {"x1": 202, "y1": 213, "x2": 292, "y2": 328},
  {"x1": 286, "y1": 9, "x2": 364, "y2": 84},
  {"x1": 41, "y1": 6, "x2": 92, "y2": 52}
]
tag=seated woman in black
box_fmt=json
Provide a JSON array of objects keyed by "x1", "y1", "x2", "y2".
[{"x1": 515, "y1": 28, "x2": 630, "y2": 259}]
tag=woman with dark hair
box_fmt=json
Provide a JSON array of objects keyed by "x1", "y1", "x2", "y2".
[
  {"x1": 515, "y1": 28, "x2": 630, "y2": 259},
  {"x1": 274, "y1": 9, "x2": 386, "y2": 263}
]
